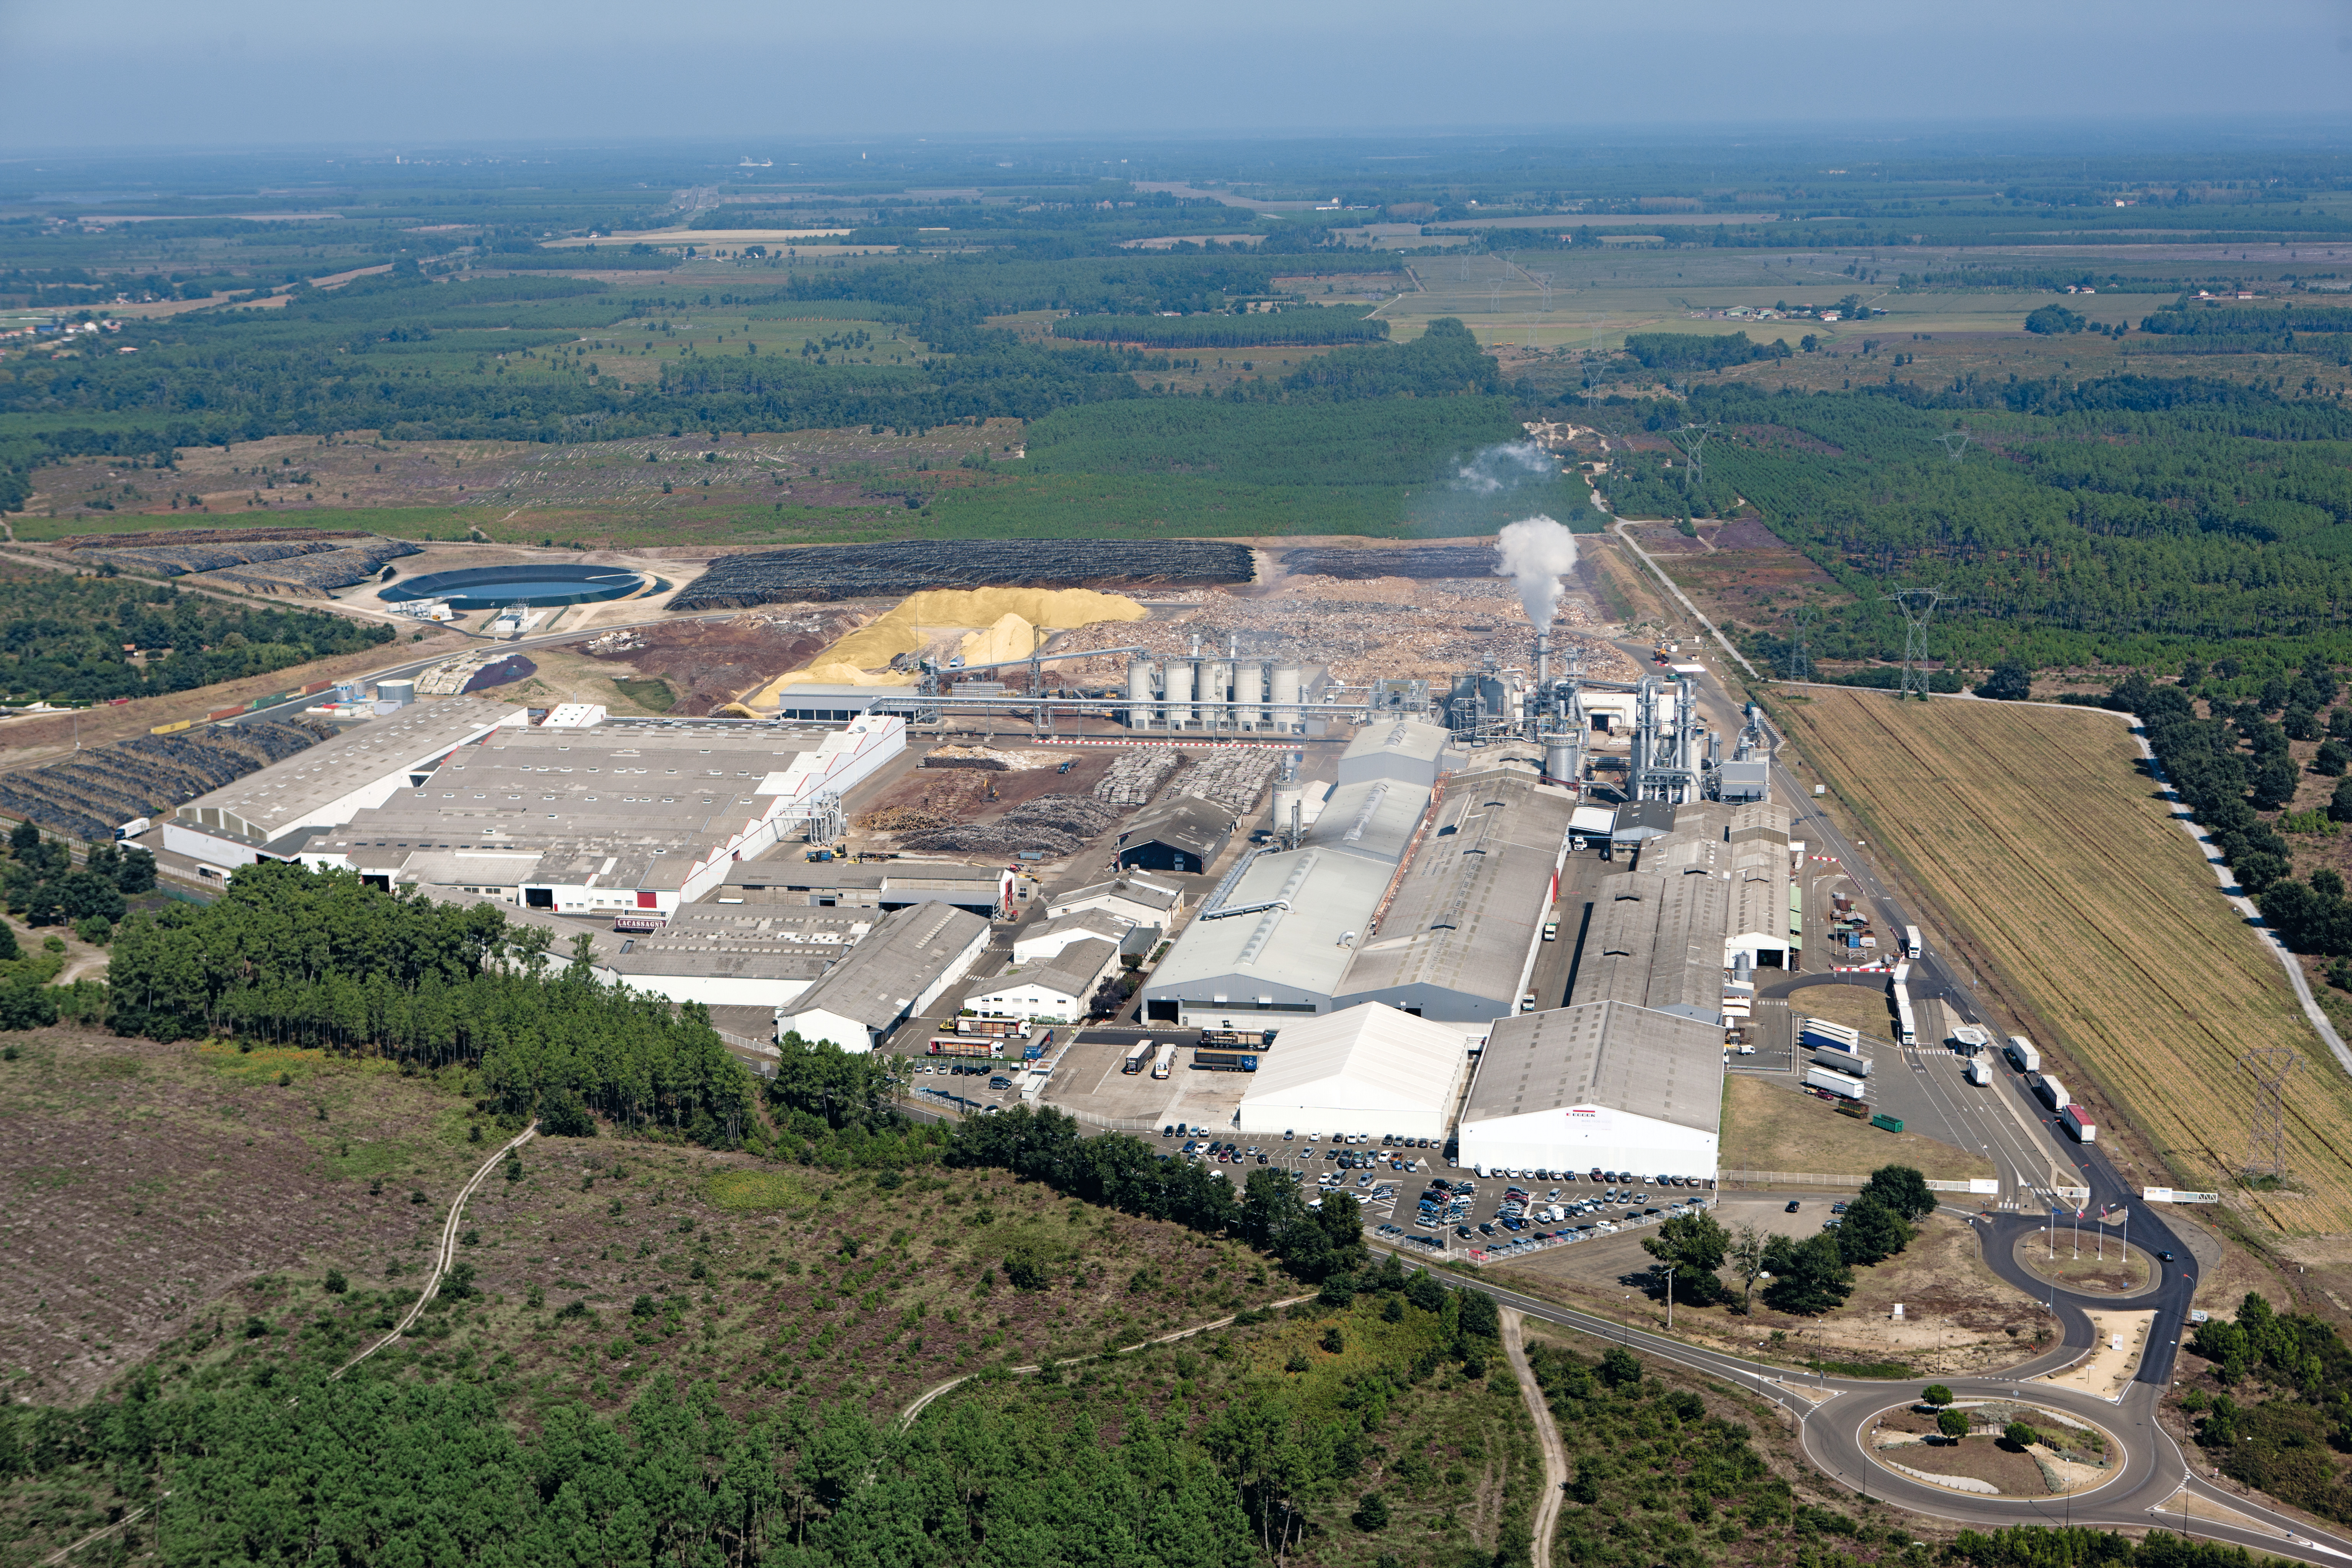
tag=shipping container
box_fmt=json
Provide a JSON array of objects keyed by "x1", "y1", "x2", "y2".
[
  {"x1": 1194, "y1": 1048, "x2": 1260, "y2": 1073},
  {"x1": 1870, "y1": 1112, "x2": 1905, "y2": 1133},
  {"x1": 2005, "y1": 1035, "x2": 2040, "y2": 1073},
  {"x1": 1799, "y1": 1017, "x2": 1862, "y2": 1052},
  {"x1": 1803, "y1": 1066, "x2": 1869, "y2": 1101},
  {"x1": 2060, "y1": 1106, "x2": 2097, "y2": 1143},
  {"x1": 1966, "y1": 1057, "x2": 1993, "y2": 1087},
  {"x1": 1836, "y1": 1101, "x2": 1870, "y2": 1119},
  {"x1": 2036, "y1": 1074, "x2": 2071, "y2": 1113},
  {"x1": 1812, "y1": 1046, "x2": 1873, "y2": 1078}
]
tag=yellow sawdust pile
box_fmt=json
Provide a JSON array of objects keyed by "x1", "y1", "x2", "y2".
[{"x1": 738, "y1": 586, "x2": 1146, "y2": 709}]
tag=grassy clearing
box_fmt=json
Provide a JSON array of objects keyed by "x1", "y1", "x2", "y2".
[
  {"x1": 1775, "y1": 688, "x2": 2352, "y2": 1234},
  {"x1": 1721, "y1": 1075, "x2": 1996, "y2": 1182}
]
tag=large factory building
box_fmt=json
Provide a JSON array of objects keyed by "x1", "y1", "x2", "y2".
[
  {"x1": 1456, "y1": 1001, "x2": 1722, "y2": 1180},
  {"x1": 1234, "y1": 1002, "x2": 1477, "y2": 1143}
]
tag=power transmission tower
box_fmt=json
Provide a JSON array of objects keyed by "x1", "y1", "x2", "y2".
[
  {"x1": 2241, "y1": 1049, "x2": 2298, "y2": 1180},
  {"x1": 1668, "y1": 422, "x2": 1718, "y2": 499},
  {"x1": 1883, "y1": 589, "x2": 1942, "y2": 699},
  {"x1": 1933, "y1": 429, "x2": 1973, "y2": 462},
  {"x1": 1787, "y1": 603, "x2": 1815, "y2": 684}
]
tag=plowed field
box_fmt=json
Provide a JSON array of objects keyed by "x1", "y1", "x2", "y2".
[{"x1": 1780, "y1": 689, "x2": 2352, "y2": 1235}]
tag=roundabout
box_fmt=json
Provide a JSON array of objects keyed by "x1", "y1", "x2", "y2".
[
  {"x1": 379, "y1": 563, "x2": 666, "y2": 611},
  {"x1": 1862, "y1": 1395, "x2": 2128, "y2": 1501}
]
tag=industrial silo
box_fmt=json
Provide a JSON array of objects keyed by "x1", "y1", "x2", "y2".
[
  {"x1": 1125, "y1": 659, "x2": 1158, "y2": 729},
  {"x1": 1270, "y1": 663, "x2": 1302, "y2": 733},
  {"x1": 1164, "y1": 660, "x2": 1195, "y2": 728},
  {"x1": 1203, "y1": 656, "x2": 1231, "y2": 731},
  {"x1": 1250, "y1": 661, "x2": 1274, "y2": 729}
]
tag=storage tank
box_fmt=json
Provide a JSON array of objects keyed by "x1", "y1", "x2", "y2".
[
  {"x1": 1164, "y1": 660, "x2": 1195, "y2": 728},
  {"x1": 1270, "y1": 663, "x2": 1302, "y2": 732},
  {"x1": 1544, "y1": 738, "x2": 1576, "y2": 782},
  {"x1": 376, "y1": 678, "x2": 416, "y2": 707},
  {"x1": 1271, "y1": 780, "x2": 1303, "y2": 843},
  {"x1": 1125, "y1": 659, "x2": 1158, "y2": 728}
]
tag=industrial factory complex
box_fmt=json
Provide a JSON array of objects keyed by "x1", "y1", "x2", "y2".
[{"x1": 120, "y1": 547, "x2": 1814, "y2": 1198}]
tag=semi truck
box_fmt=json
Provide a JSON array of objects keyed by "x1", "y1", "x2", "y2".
[
  {"x1": 1965, "y1": 1057, "x2": 1993, "y2": 1087},
  {"x1": 1812, "y1": 1045, "x2": 1874, "y2": 1078},
  {"x1": 2060, "y1": 1106, "x2": 2098, "y2": 1143},
  {"x1": 1150, "y1": 1042, "x2": 1178, "y2": 1079},
  {"x1": 2006, "y1": 1035, "x2": 2040, "y2": 1073},
  {"x1": 928, "y1": 1037, "x2": 997, "y2": 1058},
  {"x1": 1200, "y1": 1027, "x2": 1276, "y2": 1048},
  {"x1": 114, "y1": 817, "x2": 151, "y2": 840},
  {"x1": 1194, "y1": 1048, "x2": 1261, "y2": 1073},
  {"x1": 1903, "y1": 925, "x2": 1923, "y2": 960},
  {"x1": 1799, "y1": 1018, "x2": 1862, "y2": 1053},
  {"x1": 1803, "y1": 1066, "x2": 1869, "y2": 1101},
  {"x1": 1121, "y1": 1039, "x2": 1155, "y2": 1075},
  {"x1": 2036, "y1": 1074, "x2": 2071, "y2": 1112}
]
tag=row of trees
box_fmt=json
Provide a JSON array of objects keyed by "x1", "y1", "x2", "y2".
[
  {"x1": 106, "y1": 862, "x2": 755, "y2": 1143},
  {"x1": 948, "y1": 1104, "x2": 1369, "y2": 1284}
]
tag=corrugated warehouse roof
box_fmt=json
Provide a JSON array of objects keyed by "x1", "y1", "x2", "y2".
[
  {"x1": 1336, "y1": 717, "x2": 1451, "y2": 789},
  {"x1": 1335, "y1": 764, "x2": 1573, "y2": 1021},
  {"x1": 969, "y1": 937, "x2": 1120, "y2": 1007},
  {"x1": 1465, "y1": 1001, "x2": 1724, "y2": 1135},
  {"x1": 1119, "y1": 796, "x2": 1235, "y2": 861},
  {"x1": 1570, "y1": 850, "x2": 1726, "y2": 1020},
  {"x1": 1726, "y1": 836, "x2": 1788, "y2": 941},
  {"x1": 779, "y1": 902, "x2": 990, "y2": 1031},
  {"x1": 1301, "y1": 776, "x2": 1432, "y2": 866},
  {"x1": 182, "y1": 697, "x2": 526, "y2": 845},
  {"x1": 1142, "y1": 847, "x2": 1394, "y2": 1012},
  {"x1": 1236, "y1": 1002, "x2": 1474, "y2": 1136}
]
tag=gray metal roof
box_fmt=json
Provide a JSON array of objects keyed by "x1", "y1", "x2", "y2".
[
  {"x1": 1337, "y1": 717, "x2": 1450, "y2": 788},
  {"x1": 1050, "y1": 876, "x2": 1182, "y2": 915},
  {"x1": 183, "y1": 697, "x2": 525, "y2": 844},
  {"x1": 970, "y1": 936, "x2": 1120, "y2": 1005},
  {"x1": 1301, "y1": 776, "x2": 1432, "y2": 867},
  {"x1": 1335, "y1": 764, "x2": 1574, "y2": 1020},
  {"x1": 1119, "y1": 796, "x2": 1236, "y2": 861},
  {"x1": 1570, "y1": 849, "x2": 1727, "y2": 1020},
  {"x1": 1464, "y1": 1001, "x2": 1725, "y2": 1134},
  {"x1": 1143, "y1": 847, "x2": 1394, "y2": 1010},
  {"x1": 421, "y1": 890, "x2": 868, "y2": 982},
  {"x1": 780, "y1": 902, "x2": 990, "y2": 1031}
]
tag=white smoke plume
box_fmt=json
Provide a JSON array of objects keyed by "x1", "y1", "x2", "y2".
[
  {"x1": 1494, "y1": 516, "x2": 1580, "y2": 628},
  {"x1": 1453, "y1": 440, "x2": 1557, "y2": 496}
]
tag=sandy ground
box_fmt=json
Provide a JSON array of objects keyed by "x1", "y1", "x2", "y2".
[{"x1": 2039, "y1": 1311, "x2": 2155, "y2": 1400}]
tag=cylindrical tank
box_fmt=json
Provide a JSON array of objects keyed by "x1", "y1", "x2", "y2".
[
  {"x1": 1126, "y1": 660, "x2": 1158, "y2": 729},
  {"x1": 1204, "y1": 659, "x2": 1230, "y2": 730},
  {"x1": 1270, "y1": 663, "x2": 1302, "y2": 732},
  {"x1": 1545, "y1": 738, "x2": 1576, "y2": 782},
  {"x1": 377, "y1": 678, "x2": 416, "y2": 707},
  {"x1": 1165, "y1": 660, "x2": 1195, "y2": 728},
  {"x1": 1271, "y1": 781, "x2": 1302, "y2": 841}
]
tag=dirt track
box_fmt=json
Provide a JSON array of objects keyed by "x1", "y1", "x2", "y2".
[{"x1": 1503, "y1": 1308, "x2": 1568, "y2": 1568}]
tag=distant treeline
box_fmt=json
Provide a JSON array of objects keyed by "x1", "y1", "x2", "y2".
[
  {"x1": 1052, "y1": 307, "x2": 1385, "y2": 349},
  {"x1": 1896, "y1": 268, "x2": 2199, "y2": 293},
  {"x1": 1623, "y1": 331, "x2": 1792, "y2": 371},
  {"x1": 2134, "y1": 300, "x2": 2352, "y2": 359}
]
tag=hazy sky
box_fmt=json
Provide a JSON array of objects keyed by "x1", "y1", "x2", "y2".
[{"x1": 5, "y1": 0, "x2": 2351, "y2": 150}]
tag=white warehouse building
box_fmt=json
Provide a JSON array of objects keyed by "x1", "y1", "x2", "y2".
[
  {"x1": 1456, "y1": 1001, "x2": 1723, "y2": 1181},
  {"x1": 1234, "y1": 1002, "x2": 1476, "y2": 1143}
]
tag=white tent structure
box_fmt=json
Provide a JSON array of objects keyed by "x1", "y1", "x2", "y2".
[{"x1": 1235, "y1": 1002, "x2": 1475, "y2": 1142}]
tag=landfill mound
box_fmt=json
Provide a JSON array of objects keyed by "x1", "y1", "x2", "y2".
[
  {"x1": 58, "y1": 527, "x2": 366, "y2": 551},
  {"x1": 1094, "y1": 748, "x2": 1183, "y2": 807},
  {"x1": 896, "y1": 795, "x2": 1122, "y2": 859},
  {"x1": 675, "y1": 539, "x2": 1254, "y2": 610},
  {"x1": 193, "y1": 538, "x2": 422, "y2": 595},
  {"x1": 0, "y1": 719, "x2": 330, "y2": 842},
  {"x1": 1277, "y1": 544, "x2": 1502, "y2": 580},
  {"x1": 71, "y1": 535, "x2": 419, "y2": 588}
]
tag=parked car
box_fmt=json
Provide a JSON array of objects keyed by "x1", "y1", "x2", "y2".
[{"x1": 1785, "y1": 1200, "x2": 1802, "y2": 1213}]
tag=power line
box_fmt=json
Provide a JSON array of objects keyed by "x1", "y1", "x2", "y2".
[
  {"x1": 1933, "y1": 429, "x2": 1973, "y2": 463},
  {"x1": 1788, "y1": 603, "x2": 1815, "y2": 684}
]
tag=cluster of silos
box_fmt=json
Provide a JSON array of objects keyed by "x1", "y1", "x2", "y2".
[{"x1": 1124, "y1": 641, "x2": 1304, "y2": 732}]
